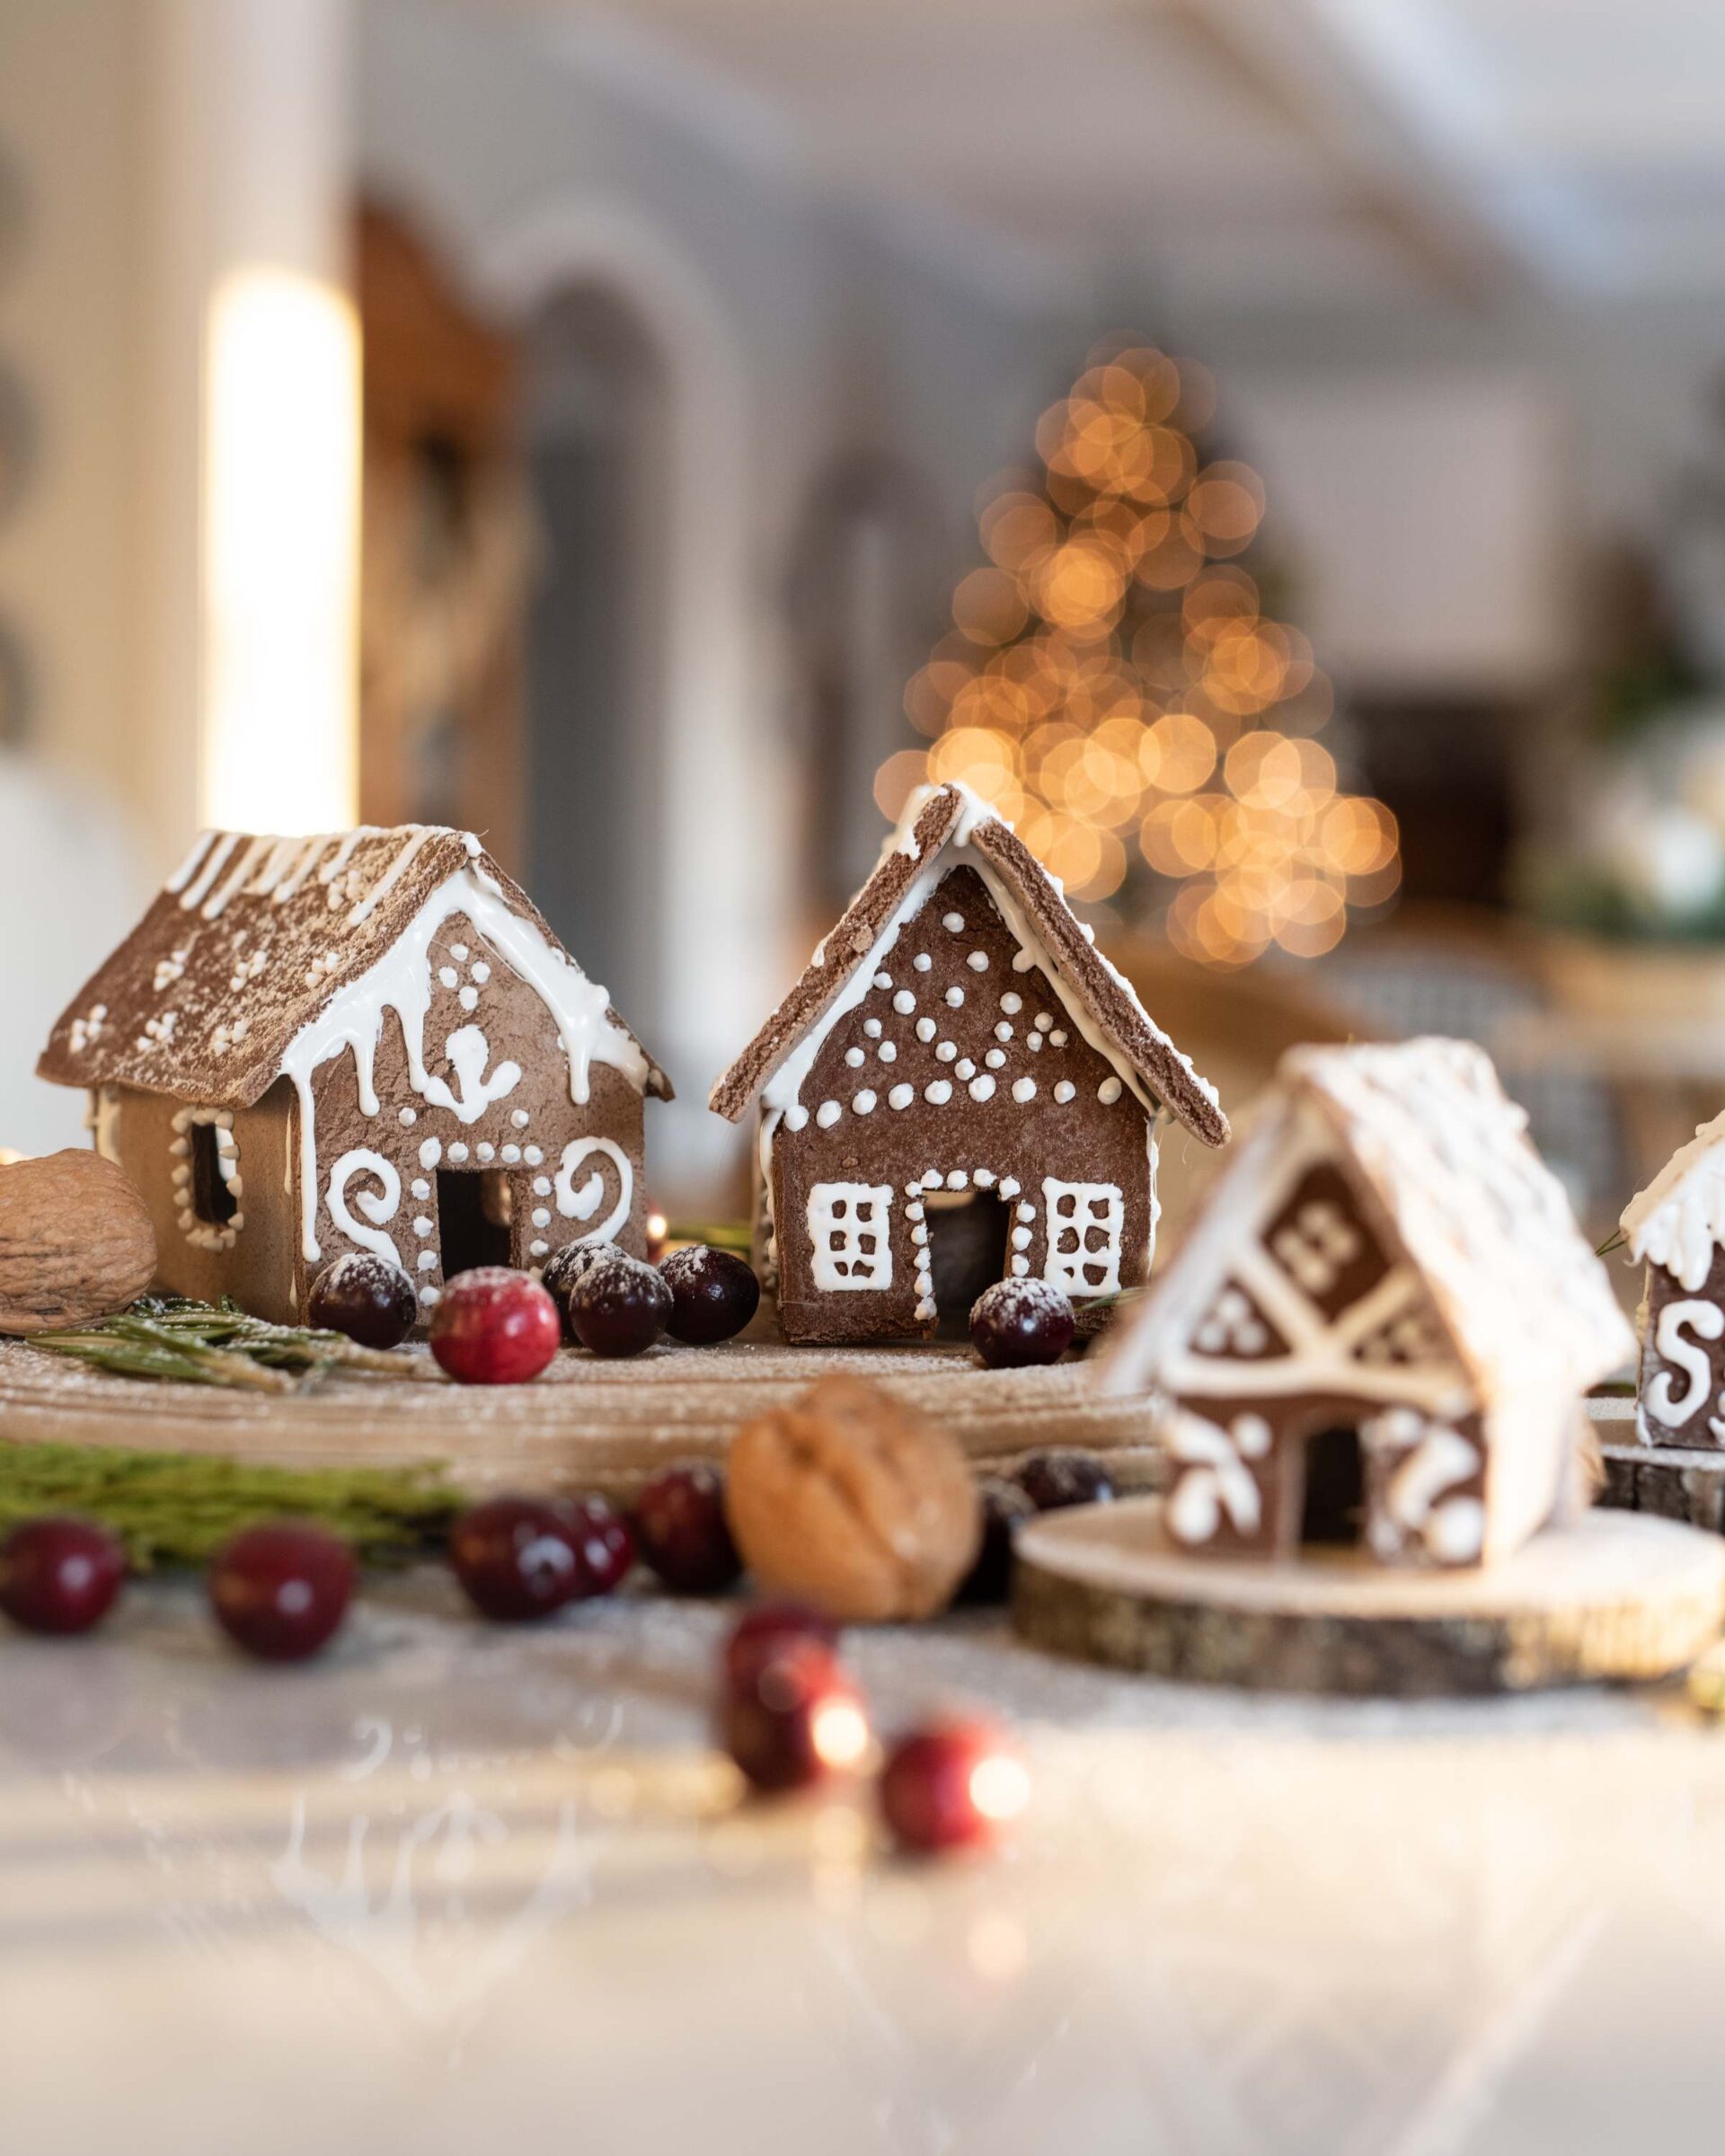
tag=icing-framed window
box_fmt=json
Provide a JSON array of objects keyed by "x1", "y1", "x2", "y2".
[
  {"x1": 807, "y1": 1182, "x2": 894, "y2": 1292},
  {"x1": 1042, "y1": 1178, "x2": 1123, "y2": 1297},
  {"x1": 171, "y1": 1106, "x2": 244, "y2": 1251}
]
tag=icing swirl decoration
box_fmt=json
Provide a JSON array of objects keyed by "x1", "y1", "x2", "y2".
[
  {"x1": 326, "y1": 1149, "x2": 404, "y2": 1269},
  {"x1": 554, "y1": 1137, "x2": 632, "y2": 1246}
]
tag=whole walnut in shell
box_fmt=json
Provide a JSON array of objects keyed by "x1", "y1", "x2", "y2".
[
  {"x1": 725, "y1": 1374, "x2": 980, "y2": 1621},
  {"x1": 0, "y1": 1151, "x2": 157, "y2": 1334}
]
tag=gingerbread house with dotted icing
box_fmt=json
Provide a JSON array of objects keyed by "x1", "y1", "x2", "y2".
[
  {"x1": 1620, "y1": 1110, "x2": 1725, "y2": 1447},
  {"x1": 38, "y1": 826, "x2": 670, "y2": 1324},
  {"x1": 1100, "y1": 1038, "x2": 1632, "y2": 1569},
  {"x1": 708, "y1": 782, "x2": 1228, "y2": 1344}
]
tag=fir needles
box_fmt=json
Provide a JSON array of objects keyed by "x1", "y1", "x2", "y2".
[{"x1": 28, "y1": 1296, "x2": 440, "y2": 1392}]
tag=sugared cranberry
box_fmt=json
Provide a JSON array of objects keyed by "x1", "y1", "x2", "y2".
[
  {"x1": 632, "y1": 1462, "x2": 741, "y2": 1593},
  {"x1": 879, "y1": 1720, "x2": 1030, "y2": 1856},
  {"x1": 542, "y1": 1241, "x2": 619, "y2": 1340},
  {"x1": 721, "y1": 1603, "x2": 839, "y2": 1691},
  {"x1": 721, "y1": 1634, "x2": 870, "y2": 1794},
  {"x1": 207, "y1": 1523, "x2": 354, "y2": 1662},
  {"x1": 969, "y1": 1278, "x2": 1075, "y2": 1369},
  {"x1": 560, "y1": 1493, "x2": 635, "y2": 1597},
  {"x1": 659, "y1": 1244, "x2": 760, "y2": 1346},
  {"x1": 451, "y1": 1497, "x2": 579, "y2": 1621},
  {"x1": 568, "y1": 1253, "x2": 671, "y2": 1358},
  {"x1": 308, "y1": 1252, "x2": 418, "y2": 1348},
  {"x1": 430, "y1": 1267, "x2": 561, "y2": 1384},
  {"x1": 1013, "y1": 1448, "x2": 1116, "y2": 1512},
  {"x1": 0, "y1": 1516, "x2": 126, "y2": 1636},
  {"x1": 956, "y1": 1479, "x2": 1036, "y2": 1604}
]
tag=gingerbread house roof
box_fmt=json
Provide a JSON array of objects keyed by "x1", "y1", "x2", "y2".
[
  {"x1": 708, "y1": 782, "x2": 1227, "y2": 1145},
  {"x1": 1105, "y1": 1037, "x2": 1632, "y2": 1403},
  {"x1": 1620, "y1": 1109, "x2": 1725, "y2": 1294},
  {"x1": 38, "y1": 826, "x2": 673, "y2": 1110}
]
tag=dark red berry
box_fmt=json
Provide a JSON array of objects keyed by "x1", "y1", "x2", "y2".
[
  {"x1": 1013, "y1": 1448, "x2": 1116, "y2": 1512},
  {"x1": 721, "y1": 1603, "x2": 839, "y2": 1691},
  {"x1": 721, "y1": 1634, "x2": 870, "y2": 1794},
  {"x1": 542, "y1": 1240, "x2": 621, "y2": 1340},
  {"x1": 879, "y1": 1720, "x2": 1029, "y2": 1856},
  {"x1": 569, "y1": 1253, "x2": 671, "y2": 1358},
  {"x1": 430, "y1": 1267, "x2": 561, "y2": 1384},
  {"x1": 308, "y1": 1252, "x2": 417, "y2": 1348},
  {"x1": 0, "y1": 1516, "x2": 126, "y2": 1636},
  {"x1": 450, "y1": 1496, "x2": 582, "y2": 1621},
  {"x1": 560, "y1": 1493, "x2": 635, "y2": 1597},
  {"x1": 659, "y1": 1245, "x2": 760, "y2": 1346},
  {"x1": 207, "y1": 1522, "x2": 354, "y2": 1662},
  {"x1": 632, "y1": 1462, "x2": 741, "y2": 1593},
  {"x1": 956, "y1": 1479, "x2": 1036, "y2": 1604},
  {"x1": 969, "y1": 1278, "x2": 1075, "y2": 1369}
]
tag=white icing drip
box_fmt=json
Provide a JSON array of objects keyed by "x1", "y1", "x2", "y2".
[
  {"x1": 347, "y1": 826, "x2": 438, "y2": 926},
  {"x1": 202, "y1": 835, "x2": 273, "y2": 919},
  {"x1": 1623, "y1": 1109, "x2": 1725, "y2": 1293},
  {"x1": 164, "y1": 832, "x2": 216, "y2": 894},
  {"x1": 178, "y1": 833, "x2": 240, "y2": 911},
  {"x1": 271, "y1": 836, "x2": 332, "y2": 902}
]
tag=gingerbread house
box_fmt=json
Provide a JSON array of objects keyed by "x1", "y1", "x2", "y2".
[
  {"x1": 1100, "y1": 1038, "x2": 1633, "y2": 1568},
  {"x1": 709, "y1": 782, "x2": 1228, "y2": 1344},
  {"x1": 1620, "y1": 1111, "x2": 1725, "y2": 1446},
  {"x1": 38, "y1": 826, "x2": 670, "y2": 1323}
]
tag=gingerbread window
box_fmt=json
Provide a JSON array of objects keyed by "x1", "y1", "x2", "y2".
[
  {"x1": 807, "y1": 1182, "x2": 894, "y2": 1292},
  {"x1": 1042, "y1": 1178, "x2": 1123, "y2": 1297}
]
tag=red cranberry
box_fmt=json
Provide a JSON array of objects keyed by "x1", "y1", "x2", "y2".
[
  {"x1": 632, "y1": 1462, "x2": 741, "y2": 1593},
  {"x1": 542, "y1": 1240, "x2": 619, "y2": 1340},
  {"x1": 308, "y1": 1252, "x2": 418, "y2": 1348},
  {"x1": 450, "y1": 1497, "x2": 581, "y2": 1621},
  {"x1": 568, "y1": 1253, "x2": 671, "y2": 1358},
  {"x1": 659, "y1": 1245, "x2": 760, "y2": 1345},
  {"x1": 722, "y1": 1602, "x2": 839, "y2": 1691},
  {"x1": 0, "y1": 1516, "x2": 126, "y2": 1636},
  {"x1": 880, "y1": 1720, "x2": 1030, "y2": 1856},
  {"x1": 1013, "y1": 1448, "x2": 1116, "y2": 1512},
  {"x1": 560, "y1": 1493, "x2": 635, "y2": 1596},
  {"x1": 207, "y1": 1523, "x2": 354, "y2": 1662},
  {"x1": 969, "y1": 1278, "x2": 1075, "y2": 1369},
  {"x1": 430, "y1": 1267, "x2": 561, "y2": 1384},
  {"x1": 956, "y1": 1479, "x2": 1036, "y2": 1604},
  {"x1": 721, "y1": 1635, "x2": 870, "y2": 1794}
]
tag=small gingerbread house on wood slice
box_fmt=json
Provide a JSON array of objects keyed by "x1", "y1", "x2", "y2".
[
  {"x1": 37, "y1": 826, "x2": 671, "y2": 1324},
  {"x1": 1621, "y1": 1111, "x2": 1725, "y2": 1446},
  {"x1": 1099, "y1": 1038, "x2": 1633, "y2": 1569},
  {"x1": 708, "y1": 782, "x2": 1228, "y2": 1345}
]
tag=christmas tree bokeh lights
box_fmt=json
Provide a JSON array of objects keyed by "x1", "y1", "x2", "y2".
[{"x1": 878, "y1": 342, "x2": 1399, "y2": 968}]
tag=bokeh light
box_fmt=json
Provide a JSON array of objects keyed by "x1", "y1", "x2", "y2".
[{"x1": 880, "y1": 339, "x2": 1398, "y2": 950}]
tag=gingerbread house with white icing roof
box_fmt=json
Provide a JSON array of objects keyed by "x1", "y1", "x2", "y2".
[
  {"x1": 1620, "y1": 1111, "x2": 1725, "y2": 1447},
  {"x1": 709, "y1": 782, "x2": 1228, "y2": 1345},
  {"x1": 38, "y1": 826, "x2": 670, "y2": 1323},
  {"x1": 1101, "y1": 1038, "x2": 1632, "y2": 1568}
]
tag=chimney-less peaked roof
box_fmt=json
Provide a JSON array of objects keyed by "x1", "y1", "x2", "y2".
[
  {"x1": 39, "y1": 826, "x2": 672, "y2": 1109},
  {"x1": 709, "y1": 782, "x2": 1227, "y2": 1145}
]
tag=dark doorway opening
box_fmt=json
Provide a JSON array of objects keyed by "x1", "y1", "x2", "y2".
[
  {"x1": 1300, "y1": 1426, "x2": 1366, "y2": 1547},
  {"x1": 438, "y1": 1169, "x2": 513, "y2": 1280},
  {"x1": 924, "y1": 1189, "x2": 1010, "y2": 1340},
  {"x1": 189, "y1": 1123, "x2": 238, "y2": 1227}
]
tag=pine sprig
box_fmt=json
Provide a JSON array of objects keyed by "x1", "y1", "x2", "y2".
[{"x1": 28, "y1": 1296, "x2": 440, "y2": 1391}]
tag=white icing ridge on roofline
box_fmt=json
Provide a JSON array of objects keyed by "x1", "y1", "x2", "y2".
[
  {"x1": 1623, "y1": 1108, "x2": 1725, "y2": 1293},
  {"x1": 282, "y1": 864, "x2": 648, "y2": 1262}
]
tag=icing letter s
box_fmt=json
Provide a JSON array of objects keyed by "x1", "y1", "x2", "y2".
[{"x1": 1650, "y1": 1297, "x2": 1725, "y2": 1428}]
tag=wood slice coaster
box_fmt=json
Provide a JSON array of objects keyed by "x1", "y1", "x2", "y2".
[
  {"x1": 1012, "y1": 1495, "x2": 1725, "y2": 1697},
  {"x1": 1584, "y1": 1395, "x2": 1725, "y2": 1535},
  {"x1": 0, "y1": 1336, "x2": 1163, "y2": 1500}
]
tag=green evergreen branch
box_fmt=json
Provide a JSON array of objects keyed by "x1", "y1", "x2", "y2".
[{"x1": 27, "y1": 1296, "x2": 440, "y2": 1391}]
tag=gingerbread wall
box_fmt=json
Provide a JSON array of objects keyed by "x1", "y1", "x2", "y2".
[{"x1": 1638, "y1": 1251, "x2": 1725, "y2": 1448}]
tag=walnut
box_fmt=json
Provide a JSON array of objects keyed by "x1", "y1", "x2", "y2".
[
  {"x1": 725, "y1": 1374, "x2": 980, "y2": 1621},
  {"x1": 0, "y1": 1151, "x2": 157, "y2": 1334}
]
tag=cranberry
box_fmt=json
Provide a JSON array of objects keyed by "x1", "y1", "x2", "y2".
[
  {"x1": 430, "y1": 1267, "x2": 561, "y2": 1384},
  {"x1": 721, "y1": 1634, "x2": 870, "y2": 1794},
  {"x1": 560, "y1": 1493, "x2": 635, "y2": 1596},
  {"x1": 956, "y1": 1478, "x2": 1036, "y2": 1604},
  {"x1": 0, "y1": 1516, "x2": 126, "y2": 1636},
  {"x1": 721, "y1": 1602, "x2": 839, "y2": 1691},
  {"x1": 451, "y1": 1497, "x2": 579, "y2": 1621},
  {"x1": 567, "y1": 1252, "x2": 671, "y2": 1357},
  {"x1": 542, "y1": 1240, "x2": 620, "y2": 1340},
  {"x1": 1013, "y1": 1448, "x2": 1116, "y2": 1512},
  {"x1": 207, "y1": 1522, "x2": 354, "y2": 1662},
  {"x1": 969, "y1": 1278, "x2": 1075, "y2": 1369},
  {"x1": 879, "y1": 1720, "x2": 1030, "y2": 1856},
  {"x1": 632, "y1": 1462, "x2": 741, "y2": 1593},
  {"x1": 659, "y1": 1245, "x2": 760, "y2": 1345},
  {"x1": 308, "y1": 1253, "x2": 417, "y2": 1348}
]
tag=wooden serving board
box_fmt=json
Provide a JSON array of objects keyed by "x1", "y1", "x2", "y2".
[
  {"x1": 1012, "y1": 1495, "x2": 1725, "y2": 1696},
  {"x1": 0, "y1": 1334, "x2": 1163, "y2": 1500}
]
